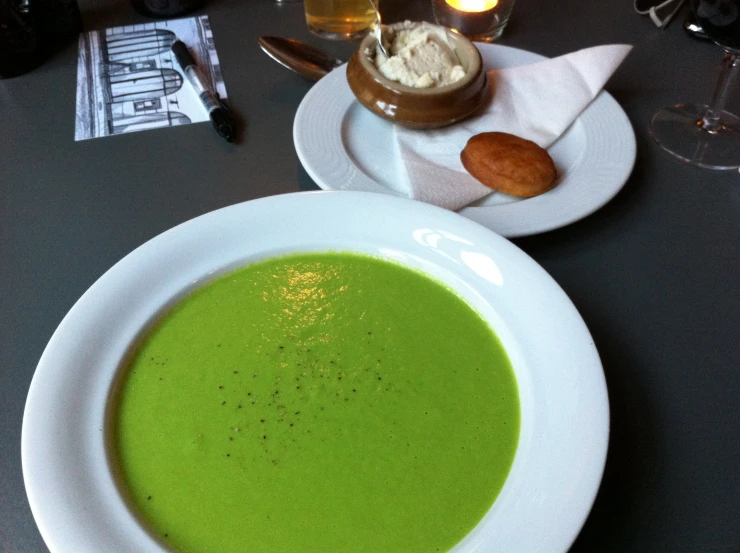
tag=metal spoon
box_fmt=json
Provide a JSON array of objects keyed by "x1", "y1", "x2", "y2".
[
  {"x1": 258, "y1": 36, "x2": 344, "y2": 81},
  {"x1": 368, "y1": 0, "x2": 390, "y2": 59},
  {"x1": 683, "y1": 16, "x2": 710, "y2": 42}
]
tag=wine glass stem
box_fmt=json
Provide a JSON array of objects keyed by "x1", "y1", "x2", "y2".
[{"x1": 701, "y1": 50, "x2": 740, "y2": 133}]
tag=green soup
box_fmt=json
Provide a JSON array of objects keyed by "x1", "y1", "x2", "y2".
[{"x1": 114, "y1": 252, "x2": 519, "y2": 553}]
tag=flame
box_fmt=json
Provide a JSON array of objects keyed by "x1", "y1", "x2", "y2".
[{"x1": 445, "y1": 0, "x2": 498, "y2": 12}]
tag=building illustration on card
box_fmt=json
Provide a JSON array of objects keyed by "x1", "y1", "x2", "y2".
[{"x1": 75, "y1": 15, "x2": 226, "y2": 141}]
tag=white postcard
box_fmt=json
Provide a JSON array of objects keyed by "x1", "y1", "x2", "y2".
[{"x1": 75, "y1": 15, "x2": 226, "y2": 141}]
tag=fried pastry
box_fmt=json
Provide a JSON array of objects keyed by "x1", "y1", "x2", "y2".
[{"x1": 460, "y1": 132, "x2": 557, "y2": 198}]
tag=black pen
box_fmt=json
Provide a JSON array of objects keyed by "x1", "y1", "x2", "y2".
[{"x1": 171, "y1": 39, "x2": 235, "y2": 143}]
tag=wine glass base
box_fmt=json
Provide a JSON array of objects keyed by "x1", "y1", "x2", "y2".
[{"x1": 649, "y1": 104, "x2": 740, "y2": 170}]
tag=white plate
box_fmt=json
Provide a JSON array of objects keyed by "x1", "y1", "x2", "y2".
[
  {"x1": 22, "y1": 191, "x2": 608, "y2": 553},
  {"x1": 294, "y1": 43, "x2": 636, "y2": 238}
]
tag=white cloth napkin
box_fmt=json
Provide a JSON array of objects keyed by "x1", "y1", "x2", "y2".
[{"x1": 395, "y1": 44, "x2": 633, "y2": 211}]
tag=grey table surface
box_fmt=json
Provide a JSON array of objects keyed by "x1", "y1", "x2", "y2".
[{"x1": 2, "y1": 0, "x2": 739, "y2": 551}]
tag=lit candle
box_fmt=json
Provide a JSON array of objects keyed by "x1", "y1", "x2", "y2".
[
  {"x1": 438, "y1": 0, "x2": 500, "y2": 37},
  {"x1": 445, "y1": 0, "x2": 498, "y2": 12}
]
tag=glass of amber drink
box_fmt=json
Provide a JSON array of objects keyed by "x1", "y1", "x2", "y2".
[{"x1": 304, "y1": 0, "x2": 376, "y2": 40}]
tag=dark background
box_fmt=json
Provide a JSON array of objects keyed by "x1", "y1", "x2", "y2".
[{"x1": 1, "y1": 0, "x2": 739, "y2": 551}]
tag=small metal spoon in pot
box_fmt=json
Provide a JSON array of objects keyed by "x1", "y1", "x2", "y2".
[
  {"x1": 258, "y1": 36, "x2": 344, "y2": 81},
  {"x1": 368, "y1": 0, "x2": 390, "y2": 59}
]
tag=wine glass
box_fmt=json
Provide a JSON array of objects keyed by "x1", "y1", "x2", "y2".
[{"x1": 650, "y1": 0, "x2": 740, "y2": 170}]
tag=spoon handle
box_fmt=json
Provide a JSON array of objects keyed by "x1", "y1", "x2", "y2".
[
  {"x1": 258, "y1": 36, "x2": 340, "y2": 81},
  {"x1": 367, "y1": 0, "x2": 390, "y2": 59}
]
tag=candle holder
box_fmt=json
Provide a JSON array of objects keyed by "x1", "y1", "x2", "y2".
[{"x1": 432, "y1": 0, "x2": 516, "y2": 42}]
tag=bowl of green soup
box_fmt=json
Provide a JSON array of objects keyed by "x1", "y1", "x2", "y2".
[{"x1": 22, "y1": 191, "x2": 608, "y2": 553}]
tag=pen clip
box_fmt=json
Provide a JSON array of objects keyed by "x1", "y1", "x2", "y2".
[{"x1": 214, "y1": 93, "x2": 231, "y2": 113}]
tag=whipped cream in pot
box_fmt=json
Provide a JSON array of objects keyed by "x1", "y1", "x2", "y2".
[{"x1": 371, "y1": 21, "x2": 466, "y2": 88}]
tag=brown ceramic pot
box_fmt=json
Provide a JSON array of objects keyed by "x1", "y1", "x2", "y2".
[{"x1": 346, "y1": 26, "x2": 490, "y2": 129}]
